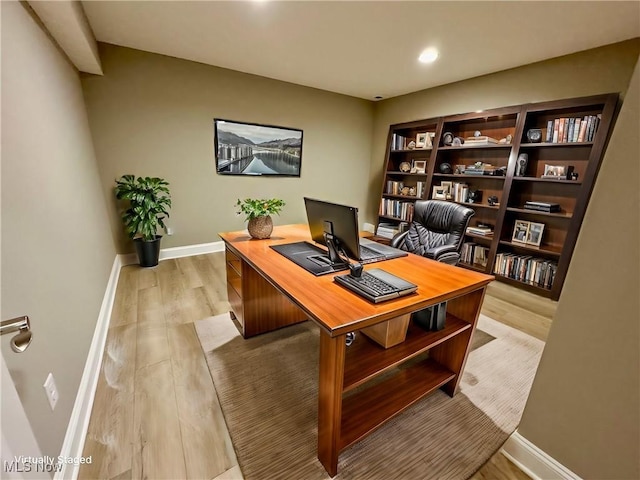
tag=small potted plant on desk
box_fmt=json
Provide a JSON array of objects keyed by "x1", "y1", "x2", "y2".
[
  {"x1": 236, "y1": 198, "x2": 285, "y2": 239},
  {"x1": 115, "y1": 174, "x2": 171, "y2": 267}
]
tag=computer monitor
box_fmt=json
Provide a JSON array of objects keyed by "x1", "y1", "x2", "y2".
[{"x1": 304, "y1": 197, "x2": 361, "y2": 265}]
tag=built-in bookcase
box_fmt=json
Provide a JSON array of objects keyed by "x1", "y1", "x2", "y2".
[{"x1": 374, "y1": 93, "x2": 618, "y2": 300}]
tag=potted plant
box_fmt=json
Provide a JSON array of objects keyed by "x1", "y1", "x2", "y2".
[
  {"x1": 115, "y1": 175, "x2": 171, "y2": 267},
  {"x1": 236, "y1": 198, "x2": 285, "y2": 239}
]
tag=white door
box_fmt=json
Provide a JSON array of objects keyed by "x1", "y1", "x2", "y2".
[{"x1": 1, "y1": 351, "x2": 43, "y2": 479}]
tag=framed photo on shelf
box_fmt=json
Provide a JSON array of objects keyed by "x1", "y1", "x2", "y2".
[
  {"x1": 415, "y1": 133, "x2": 427, "y2": 148},
  {"x1": 425, "y1": 133, "x2": 433, "y2": 148},
  {"x1": 526, "y1": 222, "x2": 545, "y2": 246},
  {"x1": 413, "y1": 160, "x2": 427, "y2": 174},
  {"x1": 542, "y1": 164, "x2": 566, "y2": 178},
  {"x1": 440, "y1": 181, "x2": 453, "y2": 193},
  {"x1": 432, "y1": 186, "x2": 447, "y2": 200},
  {"x1": 512, "y1": 220, "x2": 530, "y2": 244}
]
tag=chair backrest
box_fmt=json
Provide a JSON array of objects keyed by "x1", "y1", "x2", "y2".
[{"x1": 402, "y1": 200, "x2": 474, "y2": 257}]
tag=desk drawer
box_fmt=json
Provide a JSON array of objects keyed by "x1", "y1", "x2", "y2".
[
  {"x1": 225, "y1": 249, "x2": 242, "y2": 277},
  {"x1": 226, "y1": 262, "x2": 242, "y2": 298},
  {"x1": 227, "y1": 283, "x2": 244, "y2": 329}
]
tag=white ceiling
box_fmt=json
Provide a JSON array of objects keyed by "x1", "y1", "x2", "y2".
[{"x1": 78, "y1": 1, "x2": 640, "y2": 100}]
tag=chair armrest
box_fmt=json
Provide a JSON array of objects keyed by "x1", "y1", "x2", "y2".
[
  {"x1": 390, "y1": 231, "x2": 408, "y2": 249},
  {"x1": 432, "y1": 251, "x2": 461, "y2": 265},
  {"x1": 426, "y1": 244, "x2": 459, "y2": 261}
]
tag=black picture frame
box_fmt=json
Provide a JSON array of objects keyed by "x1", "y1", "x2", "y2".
[{"x1": 214, "y1": 119, "x2": 303, "y2": 176}]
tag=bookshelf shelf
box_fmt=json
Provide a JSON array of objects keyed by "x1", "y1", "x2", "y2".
[
  {"x1": 382, "y1": 194, "x2": 420, "y2": 200},
  {"x1": 499, "y1": 240, "x2": 562, "y2": 256},
  {"x1": 512, "y1": 177, "x2": 583, "y2": 185},
  {"x1": 519, "y1": 141, "x2": 594, "y2": 148},
  {"x1": 376, "y1": 93, "x2": 618, "y2": 300},
  {"x1": 386, "y1": 171, "x2": 429, "y2": 176},
  {"x1": 464, "y1": 232, "x2": 494, "y2": 241},
  {"x1": 438, "y1": 144, "x2": 512, "y2": 150},
  {"x1": 494, "y1": 274, "x2": 552, "y2": 294},
  {"x1": 391, "y1": 148, "x2": 433, "y2": 153},
  {"x1": 506, "y1": 207, "x2": 573, "y2": 219}
]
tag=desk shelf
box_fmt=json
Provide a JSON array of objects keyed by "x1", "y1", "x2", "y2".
[
  {"x1": 340, "y1": 358, "x2": 454, "y2": 451},
  {"x1": 343, "y1": 316, "x2": 470, "y2": 392}
]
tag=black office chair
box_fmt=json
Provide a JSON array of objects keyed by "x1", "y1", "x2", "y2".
[{"x1": 390, "y1": 200, "x2": 474, "y2": 266}]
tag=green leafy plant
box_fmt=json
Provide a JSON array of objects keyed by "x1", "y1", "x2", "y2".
[
  {"x1": 236, "y1": 198, "x2": 285, "y2": 221},
  {"x1": 115, "y1": 175, "x2": 171, "y2": 241}
]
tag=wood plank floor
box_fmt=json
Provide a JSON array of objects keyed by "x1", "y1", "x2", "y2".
[{"x1": 79, "y1": 253, "x2": 555, "y2": 480}]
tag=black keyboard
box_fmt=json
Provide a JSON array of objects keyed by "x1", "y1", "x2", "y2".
[
  {"x1": 359, "y1": 245, "x2": 385, "y2": 263},
  {"x1": 334, "y1": 272, "x2": 400, "y2": 303}
]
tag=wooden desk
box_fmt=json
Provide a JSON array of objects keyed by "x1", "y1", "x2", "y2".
[{"x1": 219, "y1": 224, "x2": 493, "y2": 476}]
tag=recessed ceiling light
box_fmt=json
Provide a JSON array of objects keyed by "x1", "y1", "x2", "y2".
[{"x1": 418, "y1": 48, "x2": 439, "y2": 64}]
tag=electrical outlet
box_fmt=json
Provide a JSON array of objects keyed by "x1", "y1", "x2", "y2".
[
  {"x1": 165, "y1": 226, "x2": 174, "y2": 235},
  {"x1": 43, "y1": 373, "x2": 58, "y2": 411}
]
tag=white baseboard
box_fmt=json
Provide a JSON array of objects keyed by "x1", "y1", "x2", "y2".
[
  {"x1": 501, "y1": 430, "x2": 581, "y2": 480},
  {"x1": 55, "y1": 256, "x2": 123, "y2": 480},
  {"x1": 120, "y1": 240, "x2": 225, "y2": 266},
  {"x1": 58, "y1": 241, "x2": 226, "y2": 478}
]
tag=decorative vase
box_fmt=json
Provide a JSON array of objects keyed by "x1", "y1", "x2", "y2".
[
  {"x1": 134, "y1": 235, "x2": 162, "y2": 267},
  {"x1": 247, "y1": 215, "x2": 273, "y2": 239}
]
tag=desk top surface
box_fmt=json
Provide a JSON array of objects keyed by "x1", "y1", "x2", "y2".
[{"x1": 219, "y1": 224, "x2": 493, "y2": 336}]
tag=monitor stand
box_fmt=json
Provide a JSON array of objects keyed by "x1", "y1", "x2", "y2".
[{"x1": 323, "y1": 232, "x2": 348, "y2": 270}]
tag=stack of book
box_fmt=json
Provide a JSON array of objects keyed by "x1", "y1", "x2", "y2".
[
  {"x1": 461, "y1": 243, "x2": 489, "y2": 268},
  {"x1": 544, "y1": 114, "x2": 601, "y2": 143},
  {"x1": 463, "y1": 163, "x2": 503, "y2": 176},
  {"x1": 391, "y1": 133, "x2": 411, "y2": 150},
  {"x1": 376, "y1": 222, "x2": 409, "y2": 239},
  {"x1": 494, "y1": 253, "x2": 557, "y2": 289},
  {"x1": 376, "y1": 223, "x2": 399, "y2": 239},
  {"x1": 523, "y1": 201, "x2": 560, "y2": 213},
  {"x1": 450, "y1": 182, "x2": 468, "y2": 203},
  {"x1": 464, "y1": 136, "x2": 498, "y2": 145},
  {"x1": 379, "y1": 199, "x2": 414, "y2": 222},
  {"x1": 466, "y1": 225, "x2": 493, "y2": 236}
]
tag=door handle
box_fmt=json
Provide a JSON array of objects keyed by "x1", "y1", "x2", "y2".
[{"x1": 1, "y1": 316, "x2": 32, "y2": 353}]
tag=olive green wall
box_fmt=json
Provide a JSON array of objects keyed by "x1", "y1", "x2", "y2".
[
  {"x1": 371, "y1": 40, "x2": 639, "y2": 478},
  {"x1": 1, "y1": 2, "x2": 117, "y2": 460},
  {"x1": 517, "y1": 57, "x2": 639, "y2": 480},
  {"x1": 81, "y1": 44, "x2": 374, "y2": 253}
]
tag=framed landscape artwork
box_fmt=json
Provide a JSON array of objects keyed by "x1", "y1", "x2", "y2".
[{"x1": 214, "y1": 119, "x2": 303, "y2": 176}]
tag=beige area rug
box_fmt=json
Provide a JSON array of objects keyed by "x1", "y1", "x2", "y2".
[{"x1": 195, "y1": 313, "x2": 544, "y2": 480}]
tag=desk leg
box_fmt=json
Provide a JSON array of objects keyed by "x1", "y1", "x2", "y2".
[{"x1": 317, "y1": 330, "x2": 345, "y2": 477}]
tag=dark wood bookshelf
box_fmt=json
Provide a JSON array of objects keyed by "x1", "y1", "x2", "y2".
[{"x1": 376, "y1": 93, "x2": 619, "y2": 300}]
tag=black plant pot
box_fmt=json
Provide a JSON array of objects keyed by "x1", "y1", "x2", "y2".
[{"x1": 134, "y1": 236, "x2": 162, "y2": 267}]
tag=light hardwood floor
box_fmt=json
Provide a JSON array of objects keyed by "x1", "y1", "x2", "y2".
[{"x1": 79, "y1": 253, "x2": 556, "y2": 480}]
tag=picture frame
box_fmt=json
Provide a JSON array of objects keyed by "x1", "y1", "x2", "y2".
[
  {"x1": 413, "y1": 160, "x2": 427, "y2": 174},
  {"x1": 214, "y1": 118, "x2": 303, "y2": 176},
  {"x1": 526, "y1": 222, "x2": 545, "y2": 247},
  {"x1": 440, "y1": 181, "x2": 453, "y2": 193},
  {"x1": 415, "y1": 133, "x2": 427, "y2": 148},
  {"x1": 512, "y1": 220, "x2": 530, "y2": 244},
  {"x1": 425, "y1": 132, "x2": 434, "y2": 148},
  {"x1": 542, "y1": 164, "x2": 565, "y2": 178},
  {"x1": 432, "y1": 186, "x2": 447, "y2": 200}
]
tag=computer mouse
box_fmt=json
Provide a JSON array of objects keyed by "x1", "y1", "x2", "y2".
[{"x1": 348, "y1": 262, "x2": 363, "y2": 278}]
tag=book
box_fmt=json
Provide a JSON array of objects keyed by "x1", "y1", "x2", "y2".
[
  {"x1": 566, "y1": 118, "x2": 574, "y2": 143},
  {"x1": 558, "y1": 118, "x2": 565, "y2": 143},
  {"x1": 524, "y1": 201, "x2": 560, "y2": 212},
  {"x1": 577, "y1": 116, "x2": 588, "y2": 142},
  {"x1": 546, "y1": 120, "x2": 554, "y2": 142},
  {"x1": 572, "y1": 117, "x2": 581, "y2": 142},
  {"x1": 465, "y1": 136, "x2": 499, "y2": 144},
  {"x1": 552, "y1": 119, "x2": 559, "y2": 143}
]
